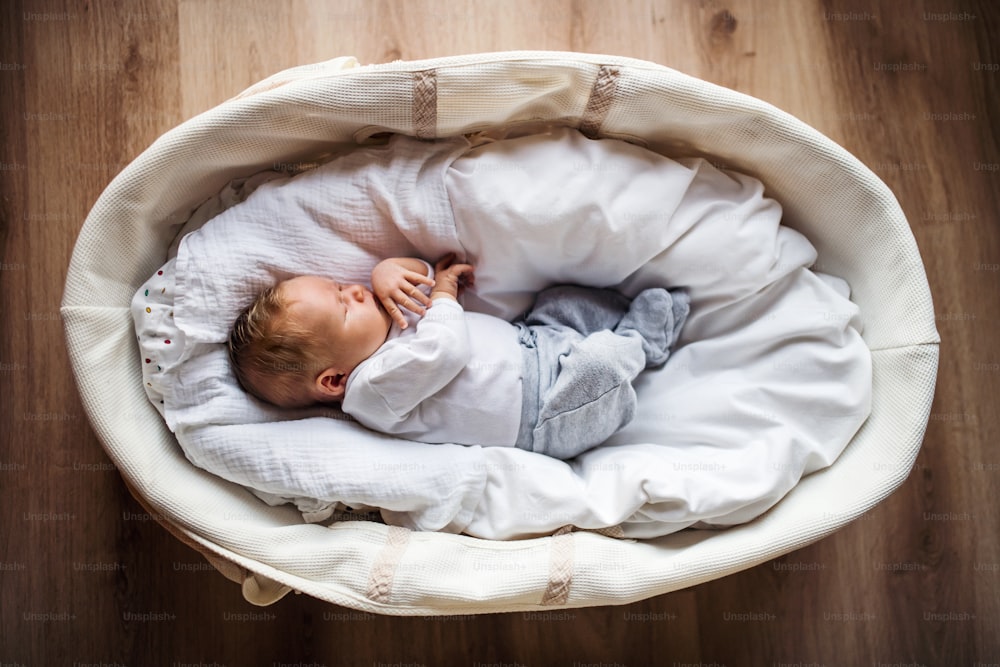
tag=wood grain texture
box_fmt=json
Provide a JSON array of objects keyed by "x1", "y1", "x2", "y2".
[{"x1": 1, "y1": 0, "x2": 997, "y2": 664}]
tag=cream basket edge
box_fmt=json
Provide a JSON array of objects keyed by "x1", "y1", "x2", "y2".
[{"x1": 62, "y1": 51, "x2": 940, "y2": 614}]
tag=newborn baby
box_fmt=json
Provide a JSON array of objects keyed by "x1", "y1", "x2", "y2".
[{"x1": 229, "y1": 254, "x2": 689, "y2": 459}]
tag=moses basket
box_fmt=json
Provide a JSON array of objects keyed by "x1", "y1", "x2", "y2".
[{"x1": 62, "y1": 52, "x2": 939, "y2": 613}]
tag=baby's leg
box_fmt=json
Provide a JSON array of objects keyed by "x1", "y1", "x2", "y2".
[
  {"x1": 530, "y1": 329, "x2": 646, "y2": 460},
  {"x1": 615, "y1": 288, "x2": 690, "y2": 367},
  {"x1": 524, "y1": 285, "x2": 690, "y2": 368},
  {"x1": 522, "y1": 285, "x2": 632, "y2": 334}
]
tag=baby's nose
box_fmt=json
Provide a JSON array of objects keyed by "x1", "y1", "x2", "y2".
[{"x1": 346, "y1": 284, "x2": 366, "y2": 301}]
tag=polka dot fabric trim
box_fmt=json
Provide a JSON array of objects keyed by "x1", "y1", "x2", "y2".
[{"x1": 130, "y1": 257, "x2": 186, "y2": 417}]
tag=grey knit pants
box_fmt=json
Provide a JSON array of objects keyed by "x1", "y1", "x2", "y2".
[{"x1": 514, "y1": 285, "x2": 690, "y2": 460}]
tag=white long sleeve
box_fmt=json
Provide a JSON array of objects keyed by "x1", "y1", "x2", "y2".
[
  {"x1": 342, "y1": 299, "x2": 523, "y2": 446},
  {"x1": 355, "y1": 299, "x2": 470, "y2": 417}
]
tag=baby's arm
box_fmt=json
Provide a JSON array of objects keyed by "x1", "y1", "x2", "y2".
[
  {"x1": 372, "y1": 255, "x2": 475, "y2": 328},
  {"x1": 350, "y1": 280, "x2": 472, "y2": 420},
  {"x1": 371, "y1": 257, "x2": 435, "y2": 329},
  {"x1": 430, "y1": 253, "x2": 475, "y2": 302}
]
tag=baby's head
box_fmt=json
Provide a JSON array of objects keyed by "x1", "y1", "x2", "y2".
[{"x1": 228, "y1": 276, "x2": 392, "y2": 408}]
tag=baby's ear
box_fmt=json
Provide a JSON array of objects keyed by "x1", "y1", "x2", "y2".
[{"x1": 316, "y1": 368, "x2": 348, "y2": 400}]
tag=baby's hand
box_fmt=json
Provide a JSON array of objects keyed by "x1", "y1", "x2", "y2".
[
  {"x1": 431, "y1": 253, "x2": 475, "y2": 302},
  {"x1": 372, "y1": 258, "x2": 435, "y2": 329}
]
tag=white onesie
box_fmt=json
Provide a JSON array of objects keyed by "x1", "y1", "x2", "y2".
[
  {"x1": 340, "y1": 263, "x2": 684, "y2": 457},
  {"x1": 341, "y1": 291, "x2": 524, "y2": 447}
]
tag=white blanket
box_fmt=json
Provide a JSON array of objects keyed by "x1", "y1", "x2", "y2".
[{"x1": 133, "y1": 127, "x2": 871, "y2": 539}]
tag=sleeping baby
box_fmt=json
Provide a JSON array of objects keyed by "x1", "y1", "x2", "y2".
[{"x1": 228, "y1": 254, "x2": 689, "y2": 460}]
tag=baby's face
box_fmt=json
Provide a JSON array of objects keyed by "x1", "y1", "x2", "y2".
[{"x1": 280, "y1": 275, "x2": 391, "y2": 373}]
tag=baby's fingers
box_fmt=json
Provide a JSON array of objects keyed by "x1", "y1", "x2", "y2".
[
  {"x1": 393, "y1": 289, "x2": 428, "y2": 317},
  {"x1": 403, "y1": 277, "x2": 434, "y2": 308},
  {"x1": 406, "y1": 270, "x2": 436, "y2": 288},
  {"x1": 446, "y1": 263, "x2": 475, "y2": 282},
  {"x1": 380, "y1": 296, "x2": 410, "y2": 329},
  {"x1": 435, "y1": 253, "x2": 458, "y2": 272}
]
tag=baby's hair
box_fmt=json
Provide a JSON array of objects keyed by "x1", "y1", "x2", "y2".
[{"x1": 228, "y1": 284, "x2": 327, "y2": 408}]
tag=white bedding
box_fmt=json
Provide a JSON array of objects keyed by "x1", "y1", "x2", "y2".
[{"x1": 132, "y1": 127, "x2": 871, "y2": 539}]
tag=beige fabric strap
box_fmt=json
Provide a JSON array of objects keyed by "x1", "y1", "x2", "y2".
[
  {"x1": 592, "y1": 524, "x2": 627, "y2": 540},
  {"x1": 413, "y1": 70, "x2": 438, "y2": 138},
  {"x1": 366, "y1": 525, "x2": 412, "y2": 604},
  {"x1": 540, "y1": 527, "x2": 575, "y2": 605},
  {"x1": 579, "y1": 65, "x2": 620, "y2": 138}
]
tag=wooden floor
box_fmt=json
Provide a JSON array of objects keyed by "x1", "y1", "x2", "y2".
[{"x1": 2, "y1": 0, "x2": 998, "y2": 664}]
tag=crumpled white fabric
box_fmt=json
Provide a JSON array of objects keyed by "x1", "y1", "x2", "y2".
[{"x1": 135, "y1": 127, "x2": 871, "y2": 539}]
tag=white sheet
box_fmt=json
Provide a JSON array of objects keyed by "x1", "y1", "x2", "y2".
[{"x1": 133, "y1": 127, "x2": 871, "y2": 539}]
